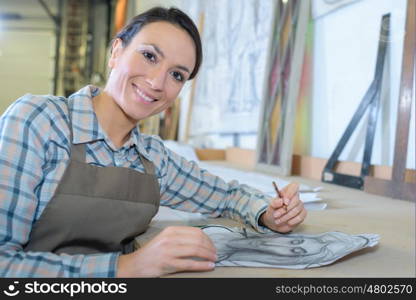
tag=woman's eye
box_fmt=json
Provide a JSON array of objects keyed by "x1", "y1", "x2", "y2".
[
  {"x1": 171, "y1": 71, "x2": 184, "y2": 82},
  {"x1": 143, "y1": 51, "x2": 156, "y2": 62},
  {"x1": 290, "y1": 239, "x2": 304, "y2": 245},
  {"x1": 291, "y1": 247, "x2": 307, "y2": 255}
]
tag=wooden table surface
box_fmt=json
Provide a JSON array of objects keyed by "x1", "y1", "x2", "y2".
[{"x1": 140, "y1": 162, "x2": 415, "y2": 278}]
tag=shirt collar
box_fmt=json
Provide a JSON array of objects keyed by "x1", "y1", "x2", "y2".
[
  {"x1": 130, "y1": 125, "x2": 153, "y2": 161},
  {"x1": 68, "y1": 85, "x2": 152, "y2": 160},
  {"x1": 68, "y1": 85, "x2": 105, "y2": 144}
]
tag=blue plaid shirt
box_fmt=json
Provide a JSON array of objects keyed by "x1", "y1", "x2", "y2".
[{"x1": 0, "y1": 85, "x2": 271, "y2": 277}]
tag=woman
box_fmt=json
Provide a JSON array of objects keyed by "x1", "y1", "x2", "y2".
[{"x1": 0, "y1": 7, "x2": 307, "y2": 277}]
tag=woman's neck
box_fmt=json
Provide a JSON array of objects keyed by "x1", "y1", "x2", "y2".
[{"x1": 92, "y1": 91, "x2": 136, "y2": 149}]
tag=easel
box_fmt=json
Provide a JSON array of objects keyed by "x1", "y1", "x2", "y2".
[
  {"x1": 364, "y1": 0, "x2": 416, "y2": 201},
  {"x1": 322, "y1": 14, "x2": 390, "y2": 190}
]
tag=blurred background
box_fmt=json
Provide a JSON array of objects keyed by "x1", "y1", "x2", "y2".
[{"x1": 0, "y1": 0, "x2": 414, "y2": 180}]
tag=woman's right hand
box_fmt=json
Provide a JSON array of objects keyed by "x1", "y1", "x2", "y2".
[{"x1": 116, "y1": 226, "x2": 217, "y2": 277}]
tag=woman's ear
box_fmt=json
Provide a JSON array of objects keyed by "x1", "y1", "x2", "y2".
[{"x1": 108, "y1": 38, "x2": 123, "y2": 69}]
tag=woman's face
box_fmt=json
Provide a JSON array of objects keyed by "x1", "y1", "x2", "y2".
[{"x1": 106, "y1": 21, "x2": 196, "y2": 121}]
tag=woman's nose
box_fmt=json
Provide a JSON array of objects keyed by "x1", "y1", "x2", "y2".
[{"x1": 146, "y1": 66, "x2": 166, "y2": 91}]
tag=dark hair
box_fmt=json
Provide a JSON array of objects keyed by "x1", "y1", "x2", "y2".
[{"x1": 114, "y1": 7, "x2": 202, "y2": 80}]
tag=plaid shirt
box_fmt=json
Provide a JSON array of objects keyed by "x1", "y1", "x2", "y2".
[{"x1": 0, "y1": 85, "x2": 271, "y2": 277}]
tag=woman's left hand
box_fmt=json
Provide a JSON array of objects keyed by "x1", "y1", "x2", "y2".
[{"x1": 259, "y1": 182, "x2": 307, "y2": 233}]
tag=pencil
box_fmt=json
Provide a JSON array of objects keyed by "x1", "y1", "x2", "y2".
[{"x1": 272, "y1": 181, "x2": 287, "y2": 211}]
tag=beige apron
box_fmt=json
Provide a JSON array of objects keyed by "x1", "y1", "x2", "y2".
[{"x1": 24, "y1": 111, "x2": 160, "y2": 255}]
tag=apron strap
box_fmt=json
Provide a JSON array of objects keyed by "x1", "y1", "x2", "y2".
[
  {"x1": 71, "y1": 143, "x2": 86, "y2": 162},
  {"x1": 139, "y1": 155, "x2": 156, "y2": 175}
]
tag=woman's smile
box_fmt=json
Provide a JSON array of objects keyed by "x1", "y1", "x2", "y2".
[{"x1": 132, "y1": 83, "x2": 159, "y2": 105}]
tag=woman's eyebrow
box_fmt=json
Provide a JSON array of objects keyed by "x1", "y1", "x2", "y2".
[
  {"x1": 144, "y1": 43, "x2": 164, "y2": 57},
  {"x1": 143, "y1": 43, "x2": 191, "y2": 74},
  {"x1": 176, "y1": 65, "x2": 191, "y2": 74}
]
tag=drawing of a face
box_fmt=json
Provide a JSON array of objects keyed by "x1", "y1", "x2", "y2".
[
  {"x1": 228, "y1": 236, "x2": 321, "y2": 256},
  {"x1": 203, "y1": 226, "x2": 374, "y2": 268}
]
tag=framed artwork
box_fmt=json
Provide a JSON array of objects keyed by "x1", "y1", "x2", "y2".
[
  {"x1": 256, "y1": 0, "x2": 311, "y2": 175},
  {"x1": 178, "y1": 0, "x2": 275, "y2": 148},
  {"x1": 160, "y1": 98, "x2": 181, "y2": 141}
]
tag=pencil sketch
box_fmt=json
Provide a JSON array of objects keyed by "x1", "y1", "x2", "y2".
[
  {"x1": 201, "y1": 225, "x2": 379, "y2": 269},
  {"x1": 180, "y1": 0, "x2": 274, "y2": 146}
]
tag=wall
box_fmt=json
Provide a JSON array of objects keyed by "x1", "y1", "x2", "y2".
[
  {"x1": 312, "y1": 0, "x2": 414, "y2": 168},
  {"x1": 0, "y1": 0, "x2": 56, "y2": 114},
  {"x1": 1, "y1": 1, "x2": 413, "y2": 169},
  {"x1": 133, "y1": 0, "x2": 415, "y2": 169}
]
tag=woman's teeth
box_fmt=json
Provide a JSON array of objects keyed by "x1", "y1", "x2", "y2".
[{"x1": 135, "y1": 86, "x2": 155, "y2": 102}]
